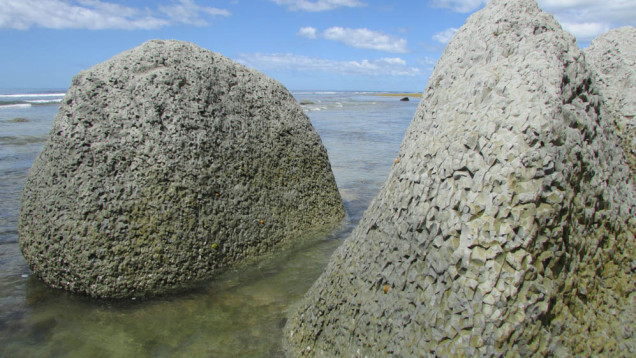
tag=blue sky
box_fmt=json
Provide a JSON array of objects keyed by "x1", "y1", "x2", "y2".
[{"x1": 0, "y1": 0, "x2": 634, "y2": 91}]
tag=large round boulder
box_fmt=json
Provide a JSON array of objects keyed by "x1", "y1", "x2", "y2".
[
  {"x1": 285, "y1": 0, "x2": 635, "y2": 356},
  {"x1": 19, "y1": 40, "x2": 344, "y2": 298}
]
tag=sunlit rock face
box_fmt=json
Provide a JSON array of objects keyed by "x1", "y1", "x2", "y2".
[
  {"x1": 284, "y1": 0, "x2": 635, "y2": 356},
  {"x1": 585, "y1": 26, "x2": 636, "y2": 177},
  {"x1": 19, "y1": 40, "x2": 344, "y2": 299}
]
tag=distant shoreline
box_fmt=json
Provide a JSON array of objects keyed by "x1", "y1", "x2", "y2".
[{"x1": 374, "y1": 92, "x2": 422, "y2": 98}]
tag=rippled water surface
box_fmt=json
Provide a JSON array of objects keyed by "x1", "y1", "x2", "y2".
[{"x1": 0, "y1": 90, "x2": 419, "y2": 357}]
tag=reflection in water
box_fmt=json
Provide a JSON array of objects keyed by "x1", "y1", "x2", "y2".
[{"x1": 0, "y1": 92, "x2": 418, "y2": 357}]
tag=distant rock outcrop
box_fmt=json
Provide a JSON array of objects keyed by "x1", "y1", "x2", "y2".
[
  {"x1": 10, "y1": 117, "x2": 29, "y2": 123},
  {"x1": 585, "y1": 26, "x2": 636, "y2": 177},
  {"x1": 285, "y1": 0, "x2": 635, "y2": 356},
  {"x1": 19, "y1": 40, "x2": 344, "y2": 299}
]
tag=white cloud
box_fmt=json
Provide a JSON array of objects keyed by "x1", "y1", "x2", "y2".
[
  {"x1": 0, "y1": 0, "x2": 230, "y2": 30},
  {"x1": 430, "y1": 0, "x2": 487, "y2": 13},
  {"x1": 324, "y1": 27, "x2": 408, "y2": 53},
  {"x1": 537, "y1": 0, "x2": 636, "y2": 21},
  {"x1": 536, "y1": 0, "x2": 636, "y2": 41},
  {"x1": 237, "y1": 53, "x2": 421, "y2": 77},
  {"x1": 298, "y1": 26, "x2": 408, "y2": 53},
  {"x1": 428, "y1": 0, "x2": 635, "y2": 43},
  {"x1": 270, "y1": 0, "x2": 366, "y2": 12},
  {"x1": 418, "y1": 57, "x2": 438, "y2": 68},
  {"x1": 380, "y1": 57, "x2": 407, "y2": 66},
  {"x1": 159, "y1": 0, "x2": 230, "y2": 26},
  {"x1": 432, "y1": 27, "x2": 458, "y2": 44},
  {"x1": 537, "y1": 0, "x2": 598, "y2": 10},
  {"x1": 560, "y1": 22, "x2": 611, "y2": 42},
  {"x1": 297, "y1": 26, "x2": 318, "y2": 39}
]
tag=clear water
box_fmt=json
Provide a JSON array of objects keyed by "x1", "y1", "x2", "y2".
[{"x1": 0, "y1": 90, "x2": 419, "y2": 357}]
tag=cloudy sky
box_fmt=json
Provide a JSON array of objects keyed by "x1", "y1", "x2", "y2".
[{"x1": 0, "y1": 0, "x2": 634, "y2": 91}]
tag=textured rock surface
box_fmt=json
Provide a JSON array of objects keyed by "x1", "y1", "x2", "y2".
[
  {"x1": 585, "y1": 26, "x2": 636, "y2": 177},
  {"x1": 19, "y1": 40, "x2": 344, "y2": 298},
  {"x1": 285, "y1": 0, "x2": 635, "y2": 356}
]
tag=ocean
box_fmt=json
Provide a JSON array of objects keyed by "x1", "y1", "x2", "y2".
[{"x1": 0, "y1": 89, "x2": 419, "y2": 357}]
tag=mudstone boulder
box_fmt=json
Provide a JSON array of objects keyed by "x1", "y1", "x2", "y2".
[
  {"x1": 19, "y1": 40, "x2": 344, "y2": 298},
  {"x1": 285, "y1": 0, "x2": 635, "y2": 356}
]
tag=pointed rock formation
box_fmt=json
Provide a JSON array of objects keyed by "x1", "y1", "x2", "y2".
[
  {"x1": 585, "y1": 26, "x2": 636, "y2": 177},
  {"x1": 19, "y1": 40, "x2": 344, "y2": 298},
  {"x1": 285, "y1": 0, "x2": 635, "y2": 356}
]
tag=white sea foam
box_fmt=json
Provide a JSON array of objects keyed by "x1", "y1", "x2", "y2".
[
  {"x1": 26, "y1": 99, "x2": 63, "y2": 104},
  {"x1": 0, "y1": 103, "x2": 32, "y2": 109},
  {"x1": 0, "y1": 93, "x2": 66, "y2": 98}
]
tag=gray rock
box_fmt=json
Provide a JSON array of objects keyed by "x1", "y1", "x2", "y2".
[
  {"x1": 19, "y1": 40, "x2": 344, "y2": 299},
  {"x1": 10, "y1": 117, "x2": 29, "y2": 123},
  {"x1": 284, "y1": 0, "x2": 635, "y2": 356},
  {"x1": 585, "y1": 26, "x2": 636, "y2": 177}
]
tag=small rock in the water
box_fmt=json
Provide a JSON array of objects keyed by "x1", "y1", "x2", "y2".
[
  {"x1": 10, "y1": 117, "x2": 29, "y2": 122},
  {"x1": 399, "y1": 97, "x2": 409, "y2": 101},
  {"x1": 299, "y1": 99, "x2": 314, "y2": 105}
]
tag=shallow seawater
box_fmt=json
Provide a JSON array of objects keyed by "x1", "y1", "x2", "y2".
[{"x1": 0, "y1": 90, "x2": 418, "y2": 357}]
